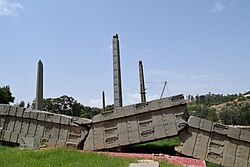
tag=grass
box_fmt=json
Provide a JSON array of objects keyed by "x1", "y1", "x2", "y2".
[
  {"x1": 0, "y1": 137, "x2": 222, "y2": 167},
  {"x1": 207, "y1": 162, "x2": 222, "y2": 167},
  {"x1": 0, "y1": 145, "x2": 178, "y2": 167},
  {"x1": 124, "y1": 137, "x2": 180, "y2": 154},
  {"x1": 136, "y1": 137, "x2": 180, "y2": 148},
  {"x1": 126, "y1": 137, "x2": 222, "y2": 167}
]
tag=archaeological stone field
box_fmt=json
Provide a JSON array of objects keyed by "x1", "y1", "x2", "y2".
[{"x1": 1, "y1": 35, "x2": 250, "y2": 167}]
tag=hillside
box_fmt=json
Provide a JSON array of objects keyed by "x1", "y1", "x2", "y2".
[{"x1": 187, "y1": 91, "x2": 250, "y2": 126}]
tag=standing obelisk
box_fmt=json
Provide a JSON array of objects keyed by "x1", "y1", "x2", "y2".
[
  {"x1": 35, "y1": 60, "x2": 43, "y2": 110},
  {"x1": 102, "y1": 91, "x2": 106, "y2": 112},
  {"x1": 112, "y1": 34, "x2": 123, "y2": 108},
  {"x1": 139, "y1": 60, "x2": 146, "y2": 103}
]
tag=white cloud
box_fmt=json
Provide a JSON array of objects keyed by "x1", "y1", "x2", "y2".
[
  {"x1": 211, "y1": 1, "x2": 226, "y2": 13},
  {"x1": 0, "y1": 0, "x2": 23, "y2": 17}
]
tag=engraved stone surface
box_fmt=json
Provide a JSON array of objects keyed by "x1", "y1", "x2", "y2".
[
  {"x1": 113, "y1": 34, "x2": 123, "y2": 108},
  {"x1": 179, "y1": 116, "x2": 250, "y2": 167}
]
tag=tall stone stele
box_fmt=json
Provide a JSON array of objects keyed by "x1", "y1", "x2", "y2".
[
  {"x1": 113, "y1": 34, "x2": 123, "y2": 108},
  {"x1": 35, "y1": 60, "x2": 43, "y2": 110},
  {"x1": 139, "y1": 60, "x2": 146, "y2": 103}
]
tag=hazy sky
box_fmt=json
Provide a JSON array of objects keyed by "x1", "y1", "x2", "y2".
[{"x1": 0, "y1": 0, "x2": 249, "y2": 107}]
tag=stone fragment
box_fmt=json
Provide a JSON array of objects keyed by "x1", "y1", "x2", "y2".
[
  {"x1": 212, "y1": 123, "x2": 228, "y2": 135},
  {"x1": 129, "y1": 160, "x2": 159, "y2": 167},
  {"x1": 16, "y1": 107, "x2": 24, "y2": 117},
  {"x1": 228, "y1": 127, "x2": 241, "y2": 140},
  {"x1": 9, "y1": 106, "x2": 17, "y2": 116},
  {"x1": 199, "y1": 119, "x2": 213, "y2": 132},
  {"x1": 188, "y1": 116, "x2": 201, "y2": 129}
]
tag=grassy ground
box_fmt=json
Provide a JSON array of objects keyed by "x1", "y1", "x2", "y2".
[
  {"x1": 0, "y1": 145, "x2": 178, "y2": 167},
  {"x1": 124, "y1": 137, "x2": 180, "y2": 154},
  {"x1": 0, "y1": 137, "x2": 222, "y2": 167},
  {"x1": 135, "y1": 137, "x2": 180, "y2": 148},
  {"x1": 128, "y1": 137, "x2": 222, "y2": 167}
]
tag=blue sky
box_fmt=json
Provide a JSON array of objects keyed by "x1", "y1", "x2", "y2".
[{"x1": 0, "y1": 0, "x2": 249, "y2": 107}]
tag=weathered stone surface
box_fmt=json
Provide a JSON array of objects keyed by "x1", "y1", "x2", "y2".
[
  {"x1": 16, "y1": 107, "x2": 24, "y2": 117},
  {"x1": 23, "y1": 108, "x2": 32, "y2": 118},
  {"x1": 0, "y1": 105, "x2": 4, "y2": 114},
  {"x1": 113, "y1": 34, "x2": 123, "y2": 108},
  {"x1": 222, "y1": 140, "x2": 237, "y2": 167},
  {"x1": 10, "y1": 132, "x2": 19, "y2": 143},
  {"x1": 135, "y1": 103, "x2": 149, "y2": 114},
  {"x1": 158, "y1": 98, "x2": 171, "y2": 109},
  {"x1": 61, "y1": 115, "x2": 71, "y2": 125},
  {"x1": 13, "y1": 118, "x2": 22, "y2": 133},
  {"x1": 86, "y1": 95, "x2": 188, "y2": 150},
  {"x1": 0, "y1": 105, "x2": 10, "y2": 115},
  {"x1": 123, "y1": 105, "x2": 135, "y2": 116},
  {"x1": 228, "y1": 126, "x2": 241, "y2": 139},
  {"x1": 35, "y1": 121, "x2": 45, "y2": 138},
  {"x1": 20, "y1": 119, "x2": 30, "y2": 135},
  {"x1": 44, "y1": 113, "x2": 53, "y2": 122},
  {"x1": 27, "y1": 119, "x2": 37, "y2": 136},
  {"x1": 148, "y1": 100, "x2": 160, "y2": 111},
  {"x1": 212, "y1": 123, "x2": 228, "y2": 135},
  {"x1": 58, "y1": 125, "x2": 69, "y2": 142},
  {"x1": 6, "y1": 117, "x2": 15, "y2": 132},
  {"x1": 179, "y1": 116, "x2": 250, "y2": 167},
  {"x1": 52, "y1": 114, "x2": 61, "y2": 124},
  {"x1": 20, "y1": 136, "x2": 41, "y2": 150},
  {"x1": 234, "y1": 143, "x2": 249, "y2": 167},
  {"x1": 199, "y1": 119, "x2": 213, "y2": 132},
  {"x1": 1, "y1": 95, "x2": 249, "y2": 167},
  {"x1": 129, "y1": 160, "x2": 159, "y2": 167},
  {"x1": 35, "y1": 60, "x2": 43, "y2": 111},
  {"x1": 9, "y1": 106, "x2": 17, "y2": 116},
  {"x1": 0, "y1": 105, "x2": 90, "y2": 151},
  {"x1": 188, "y1": 116, "x2": 200, "y2": 129},
  {"x1": 72, "y1": 117, "x2": 92, "y2": 125},
  {"x1": 30, "y1": 111, "x2": 39, "y2": 120},
  {"x1": 2, "y1": 130, "x2": 11, "y2": 141},
  {"x1": 240, "y1": 130, "x2": 250, "y2": 142},
  {"x1": 193, "y1": 131, "x2": 210, "y2": 160},
  {"x1": 37, "y1": 112, "x2": 47, "y2": 121}
]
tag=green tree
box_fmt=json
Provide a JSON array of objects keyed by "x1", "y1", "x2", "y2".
[
  {"x1": 18, "y1": 101, "x2": 25, "y2": 107},
  {"x1": 0, "y1": 85, "x2": 15, "y2": 104},
  {"x1": 38, "y1": 95, "x2": 102, "y2": 119},
  {"x1": 188, "y1": 104, "x2": 218, "y2": 122},
  {"x1": 220, "y1": 102, "x2": 250, "y2": 125},
  {"x1": 105, "y1": 104, "x2": 114, "y2": 111},
  {"x1": 26, "y1": 103, "x2": 30, "y2": 108}
]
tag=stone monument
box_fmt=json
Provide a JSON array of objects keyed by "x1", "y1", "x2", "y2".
[
  {"x1": 139, "y1": 60, "x2": 146, "y2": 103},
  {"x1": 112, "y1": 34, "x2": 123, "y2": 108},
  {"x1": 35, "y1": 60, "x2": 43, "y2": 110}
]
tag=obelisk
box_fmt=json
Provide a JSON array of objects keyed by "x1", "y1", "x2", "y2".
[
  {"x1": 139, "y1": 60, "x2": 146, "y2": 103},
  {"x1": 102, "y1": 91, "x2": 106, "y2": 112},
  {"x1": 35, "y1": 60, "x2": 43, "y2": 110},
  {"x1": 112, "y1": 34, "x2": 123, "y2": 108}
]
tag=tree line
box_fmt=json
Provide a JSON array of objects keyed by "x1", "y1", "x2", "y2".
[
  {"x1": 1, "y1": 85, "x2": 250, "y2": 125},
  {"x1": 188, "y1": 92, "x2": 250, "y2": 125}
]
